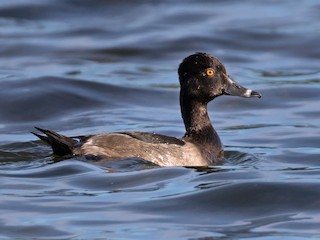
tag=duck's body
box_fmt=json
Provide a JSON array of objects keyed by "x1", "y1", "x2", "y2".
[
  {"x1": 33, "y1": 53, "x2": 261, "y2": 166},
  {"x1": 76, "y1": 131, "x2": 222, "y2": 166},
  {"x1": 33, "y1": 127, "x2": 223, "y2": 166}
]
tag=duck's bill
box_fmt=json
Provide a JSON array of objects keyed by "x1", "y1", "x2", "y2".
[{"x1": 224, "y1": 76, "x2": 261, "y2": 98}]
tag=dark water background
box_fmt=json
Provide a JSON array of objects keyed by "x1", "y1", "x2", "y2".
[{"x1": 1, "y1": 0, "x2": 320, "y2": 239}]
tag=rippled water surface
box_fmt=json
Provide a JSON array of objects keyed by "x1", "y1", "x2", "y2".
[{"x1": 1, "y1": 0, "x2": 320, "y2": 239}]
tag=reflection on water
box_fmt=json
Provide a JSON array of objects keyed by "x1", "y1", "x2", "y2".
[{"x1": 0, "y1": 0, "x2": 320, "y2": 239}]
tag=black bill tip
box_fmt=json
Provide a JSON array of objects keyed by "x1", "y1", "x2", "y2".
[{"x1": 243, "y1": 89, "x2": 262, "y2": 98}]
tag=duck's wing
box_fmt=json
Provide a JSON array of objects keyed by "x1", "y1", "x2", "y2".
[
  {"x1": 118, "y1": 132, "x2": 185, "y2": 146},
  {"x1": 32, "y1": 127, "x2": 185, "y2": 157}
]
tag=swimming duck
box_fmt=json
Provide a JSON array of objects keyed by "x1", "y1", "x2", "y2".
[{"x1": 33, "y1": 52, "x2": 261, "y2": 166}]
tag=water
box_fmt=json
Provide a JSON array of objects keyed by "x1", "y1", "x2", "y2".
[{"x1": 1, "y1": 0, "x2": 320, "y2": 239}]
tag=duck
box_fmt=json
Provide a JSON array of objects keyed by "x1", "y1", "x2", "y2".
[{"x1": 32, "y1": 52, "x2": 261, "y2": 166}]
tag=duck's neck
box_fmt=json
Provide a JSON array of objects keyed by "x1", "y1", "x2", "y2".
[{"x1": 180, "y1": 94, "x2": 221, "y2": 144}]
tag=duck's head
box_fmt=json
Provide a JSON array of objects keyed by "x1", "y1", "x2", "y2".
[{"x1": 178, "y1": 52, "x2": 261, "y2": 102}]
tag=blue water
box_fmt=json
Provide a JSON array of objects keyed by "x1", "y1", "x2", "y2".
[{"x1": 1, "y1": 0, "x2": 320, "y2": 239}]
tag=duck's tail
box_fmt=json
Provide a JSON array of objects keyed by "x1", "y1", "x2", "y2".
[{"x1": 32, "y1": 127, "x2": 77, "y2": 156}]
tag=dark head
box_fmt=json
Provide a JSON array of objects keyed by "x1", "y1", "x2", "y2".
[{"x1": 178, "y1": 52, "x2": 261, "y2": 103}]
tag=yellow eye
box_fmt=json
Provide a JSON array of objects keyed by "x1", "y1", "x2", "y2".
[{"x1": 206, "y1": 68, "x2": 215, "y2": 76}]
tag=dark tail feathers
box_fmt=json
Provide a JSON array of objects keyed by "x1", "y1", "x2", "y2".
[{"x1": 32, "y1": 127, "x2": 77, "y2": 156}]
